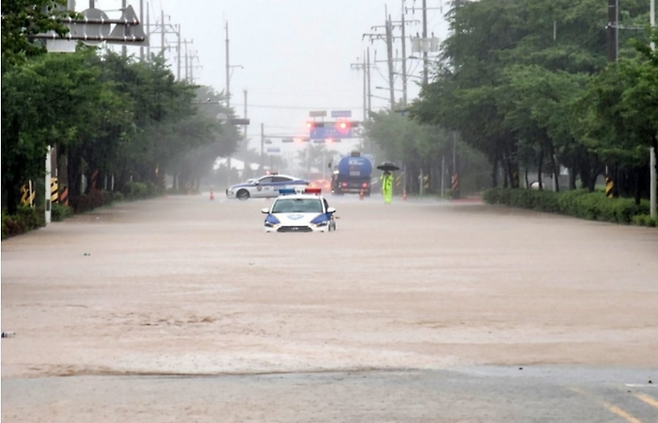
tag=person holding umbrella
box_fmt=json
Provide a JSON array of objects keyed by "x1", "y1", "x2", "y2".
[{"x1": 377, "y1": 161, "x2": 399, "y2": 204}]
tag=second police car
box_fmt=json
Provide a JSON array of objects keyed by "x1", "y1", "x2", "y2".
[
  {"x1": 261, "y1": 188, "x2": 337, "y2": 233},
  {"x1": 226, "y1": 173, "x2": 309, "y2": 200}
]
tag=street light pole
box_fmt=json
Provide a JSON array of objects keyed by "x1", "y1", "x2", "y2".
[{"x1": 651, "y1": 0, "x2": 657, "y2": 219}]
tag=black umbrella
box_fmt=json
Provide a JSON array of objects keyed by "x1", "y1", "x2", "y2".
[{"x1": 377, "y1": 161, "x2": 400, "y2": 172}]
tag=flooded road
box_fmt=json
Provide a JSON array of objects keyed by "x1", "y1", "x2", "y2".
[{"x1": 2, "y1": 194, "x2": 657, "y2": 422}]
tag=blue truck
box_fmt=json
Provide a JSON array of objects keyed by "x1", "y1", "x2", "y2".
[{"x1": 330, "y1": 151, "x2": 373, "y2": 196}]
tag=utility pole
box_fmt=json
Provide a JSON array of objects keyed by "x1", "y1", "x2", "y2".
[
  {"x1": 176, "y1": 25, "x2": 181, "y2": 80},
  {"x1": 401, "y1": 0, "x2": 408, "y2": 106},
  {"x1": 121, "y1": 0, "x2": 127, "y2": 56},
  {"x1": 225, "y1": 21, "x2": 231, "y2": 107},
  {"x1": 351, "y1": 51, "x2": 376, "y2": 152},
  {"x1": 180, "y1": 38, "x2": 194, "y2": 82},
  {"x1": 651, "y1": 0, "x2": 657, "y2": 219},
  {"x1": 406, "y1": 0, "x2": 440, "y2": 86},
  {"x1": 367, "y1": 47, "x2": 372, "y2": 115},
  {"x1": 139, "y1": 0, "x2": 144, "y2": 60},
  {"x1": 144, "y1": 7, "x2": 180, "y2": 66},
  {"x1": 183, "y1": 39, "x2": 190, "y2": 81},
  {"x1": 385, "y1": 11, "x2": 395, "y2": 109},
  {"x1": 422, "y1": 0, "x2": 428, "y2": 86},
  {"x1": 160, "y1": 9, "x2": 165, "y2": 55},
  {"x1": 350, "y1": 54, "x2": 371, "y2": 122},
  {"x1": 607, "y1": 0, "x2": 617, "y2": 62},
  {"x1": 189, "y1": 50, "x2": 201, "y2": 83},
  {"x1": 146, "y1": 1, "x2": 150, "y2": 58},
  {"x1": 365, "y1": 4, "x2": 417, "y2": 110},
  {"x1": 362, "y1": 53, "x2": 367, "y2": 122}
]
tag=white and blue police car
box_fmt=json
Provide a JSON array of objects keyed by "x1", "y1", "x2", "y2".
[
  {"x1": 226, "y1": 174, "x2": 309, "y2": 200},
  {"x1": 261, "y1": 188, "x2": 337, "y2": 233}
]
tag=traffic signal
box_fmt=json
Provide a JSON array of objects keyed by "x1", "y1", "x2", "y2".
[
  {"x1": 334, "y1": 121, "x2": 359, "y2": 130},
  {"x1": 306, "y1": 121, "x2": 325, "y2": 129},
  {"x1": 335, "y1": 120, "x2": 358, "y2": 136}
]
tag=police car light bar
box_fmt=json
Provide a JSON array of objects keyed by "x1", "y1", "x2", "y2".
[
  {"x1": 304, "y1": 188, "x2": 322, "y2": 195},
  {"x1": 277, "y1": 188, "x2": 297, "y2": 195}
]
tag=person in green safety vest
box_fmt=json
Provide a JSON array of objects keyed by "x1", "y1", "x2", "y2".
[{"x1": 381, "y1": 170, "x2": 393, "y2": 204}]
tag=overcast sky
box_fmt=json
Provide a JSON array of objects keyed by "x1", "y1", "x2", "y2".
[{"x1": 81, "y1": 1, "x2": 449, "y2": 154}]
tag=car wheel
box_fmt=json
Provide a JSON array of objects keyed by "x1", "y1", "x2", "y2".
[{"x1": 236, "y1": 189, "x2": 250, "y2": 200}]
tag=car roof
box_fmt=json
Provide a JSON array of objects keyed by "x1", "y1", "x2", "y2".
[
  {"x1": 259, "y1": 174, "x2": 298, "y2": 179},
  {"x1": 274, "y1": 194, "x2": 324, "y2": 200}
]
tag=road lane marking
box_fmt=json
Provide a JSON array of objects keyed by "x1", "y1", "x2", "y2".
[
  {"x1": 634, "y1": 393, "x2": 658, "y2": 410},
  {"x1": 568, "y1": 387, "x2": 647, "y2": 423},
  {"x1": 602, "y1": 402, "x2": 645, "y2": 423}
]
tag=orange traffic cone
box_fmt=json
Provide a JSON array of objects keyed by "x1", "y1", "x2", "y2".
[
  {"x1": 209, "y1": 189, "x2": 215, "y2": 201},
  {"x1": 402, "y1": 189, "x2": 407, "y2": 201}
]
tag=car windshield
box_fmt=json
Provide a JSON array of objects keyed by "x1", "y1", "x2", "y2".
[{"x1": 272, "y1": 198, "x2": 323, "y2": 213}]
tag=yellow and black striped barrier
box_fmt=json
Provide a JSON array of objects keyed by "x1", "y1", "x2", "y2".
[
  {"x1": 605, "y1": 176, "x2": 614, "y2": 198},
  {"x1": 423, "y1": 175, "x2": 430, "y2": 190},
  {"x1": 20, "y1": 181, "x2": 36, "y2": 207},
  {"x1": 50, "y1": 177, "x2": 59, "y2": 203}
]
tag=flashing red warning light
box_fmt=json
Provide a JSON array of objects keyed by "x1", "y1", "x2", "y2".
[
  {"x1": 338, "y1": 121, "x2": 348, "y2": 130},
  {"x1": 304, "y1": 188, "x2": 322, "y2": 195}
]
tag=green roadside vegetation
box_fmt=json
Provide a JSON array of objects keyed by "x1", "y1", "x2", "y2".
[
  {"x1": 366, "y1": 0, "x2": 657, "y2": 220},
  {"x1": 482, "y1": 188, "x2": 656, "y2": 227},
  {"x1": 2, "y1": 1, "x2": 242, "y2": 239}
]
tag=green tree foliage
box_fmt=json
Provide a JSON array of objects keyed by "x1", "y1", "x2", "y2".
[
  {"x1": 2, "y1": 45, "x2": 240, "y2": 213},
  {"x1": 2, "y1": 47, "x2": 113, "y2": 213},
  {"x1": 169, "y1": 86, "x2": 241, "y2": 191},
  {"x1": 406, "y1": 0, "x2": 655, "y2": 200}
]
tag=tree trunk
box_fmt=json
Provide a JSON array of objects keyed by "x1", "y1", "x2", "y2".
[
  {"x1": 67, "y1": 148, "x2": 82, "y2": 200},
  {"x1": 3, "y1": 114, "x2": 21, "y2": 214},
  {"x1": 537, "y1": 147, "x2": 544, "y2": 190},
  {"x1": 550, "y1": 145, "x2": 560, "y2": 193},
  {"x1": 568, "y1": 165, "x2": 577, "y2": 190},
  {"x1": 4, "y1": 175, "x2": 20, "y2": 214},
  {"x1": 634, "y1": 167, "x2": 641, "y2": 205},
  {"x1": 491, "y1": 155, "x2": 499, "y2": 188}
]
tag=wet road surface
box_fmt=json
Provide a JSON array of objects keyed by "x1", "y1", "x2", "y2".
[{"x1": 2, "y1": 193, "x2": 657, "y2": 422}]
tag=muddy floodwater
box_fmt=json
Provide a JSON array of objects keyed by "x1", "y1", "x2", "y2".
[{"x1": 2, "y1": 195, "x2": 657, "y2": 422}]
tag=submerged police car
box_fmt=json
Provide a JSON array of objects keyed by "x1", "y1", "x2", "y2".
[
  {"x1": 261, "y1": 188, "x2": 337, "y2": 233},
  {"x1": 226, "y1": 173, "x2": 308, "y2": 200}
]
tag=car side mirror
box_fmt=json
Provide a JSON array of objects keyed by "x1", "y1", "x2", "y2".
[
  {"x1": 327, "y1": 207, "x2": 336, "y2": 214},
  {"x1": 261, "y1": 207, "x2": 270, "y2": 214}
]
